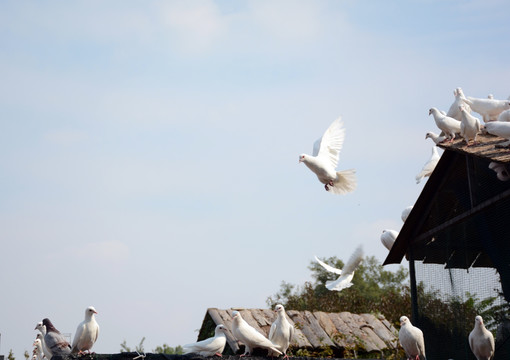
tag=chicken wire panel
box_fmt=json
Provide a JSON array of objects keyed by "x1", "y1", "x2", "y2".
[{"x1": 413, "y1": 261, "x2": 507, "y2": 360}]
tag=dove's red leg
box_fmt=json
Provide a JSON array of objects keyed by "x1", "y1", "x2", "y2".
[{"x1": 214, "y1": 352, "x2": 223, "y2": 357}]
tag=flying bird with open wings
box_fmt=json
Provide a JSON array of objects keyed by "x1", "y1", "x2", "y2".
[
  {"x1": 315, "y1": 245, "x2": 364, "y2": 291},
  {"x1": 299, "y1": 117, "x2": 356, "y2": 194}
]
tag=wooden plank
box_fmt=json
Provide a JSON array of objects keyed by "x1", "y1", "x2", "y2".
[
  {"x1": 283, "y1": 310, "x2": 312, "y2": 348},
  {"x1": 351, "y1": 313, "x2": 388, "y2": 350},
  {"x1": 304, "y1": 311, "x2": 335, "y2": 347},
  {"x1": 339, "y1": 312, "x2": 379, "y2": 352},
  {"x1": 327, "y1": 312, "x2": 356, "y2": 344},
  {"x1": 313, "y1": 311, "x2": 346, "y2": 347},
  {"x1": 360, "y1": 314, "x2": 398, "y2": 349},
  {"x1": 287, "y1": 310, "x2": 324, "y2": 348}
]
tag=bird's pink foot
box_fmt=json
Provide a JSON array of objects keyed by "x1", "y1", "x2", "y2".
[{"x1": 214, "y1": 352, "x2": 223, "y2": 357}]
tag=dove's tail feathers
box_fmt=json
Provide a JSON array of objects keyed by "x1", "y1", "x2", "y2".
[
  {"x1": 326, "y1": 279, "x2": 354, "y2": 292},
  {"x1": 330, "y1": 169, "x2": 356, "y2": 195}
]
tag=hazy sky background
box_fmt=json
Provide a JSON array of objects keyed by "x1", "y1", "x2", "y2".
[{"x1": 1, "y1": 0, "x2": 509, "y2": 357}]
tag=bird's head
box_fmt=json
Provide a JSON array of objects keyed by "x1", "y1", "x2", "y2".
[
  {"x1": 86, "y1": 306, "x2": 98, "y2": 317},
  {"x1": 428, "y1": 108, "x2": 434, "y2": 116},
  {"x1": 34, "y1": 321, "x2": 43, "y2": 331},
  {"x1": 33, "y1": 339, "x2": 41, "y2": 347},
  {"x1": 216, "y1": 324, "x2": 227, "y2": 334},
  {"x1": 36, "y1": 333, "x2": 43, "y2": 341},
  {"x1": 232, "y1": 310, "x2": 240, "y2": 319},
  {"x1": 299, "y1": 154, "x2": 307, "y2": 163},
  {"x1": 42, "y1": 318, "x2": 59, "y2": 333},
  {"x1": 274, "y1": 304, "x2": 284, "y2": 313},
  {"x1": 399, "y1": 316, "x2": 409, "y2": 327},
  {"x1": 475, "y1": 315, "x2": 483, "y2": 326}
]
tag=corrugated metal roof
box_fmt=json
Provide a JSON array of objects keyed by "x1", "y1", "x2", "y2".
[{"x1": 197, "y1": 308, "x2": 399, "y2": 356}]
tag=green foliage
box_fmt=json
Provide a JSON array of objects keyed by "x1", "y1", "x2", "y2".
[
  {"x1": 7, "y1": 349, "x2": 15, "y2": 360},
  {"x1": 153, "y1": 344, "x2": 184, "y2": 354},
  {"x1": 267, "y1": 255, "x2": 411, "y2": 325},
  {"x1": 23, "y1": 351, "x2": 29, "y2": 360},
  {"x1": 120, "y1": 337, "x2": 145, "y2": 353}
]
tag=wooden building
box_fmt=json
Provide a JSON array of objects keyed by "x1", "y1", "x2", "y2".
[
  {"x1": 195, "y1": 308, "x2": 399, "y2": 358},
  {"x1": 383, "y1": 132, "x2": 510, "y2": 359}
]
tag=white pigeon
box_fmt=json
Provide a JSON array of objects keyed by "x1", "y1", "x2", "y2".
[
  {"x1": 459, "y1": 105, "x2": 481, "y2": 146},
  {"x1": 489, "y1": 162, "x2": 510, "y2": 181},
  {"x1": 381, "y1": 229, "x2": 399, "y2": 251},
  {"x1": 425, "y1": 131, "x2": 446, "y2": 145},
  {"x1": 469, "y1": 315, "x2": 494, "y2": 360},
  {"x1": 447, "y1": 87, "x2": 470, "y2": 121},
  {"x1": 183, "y1": 324, "x2": 227, "y2": 357},
  {"x1": 316, "y1": 245, "x2": 364, "y2": 291},
  {"x1": 399, "y1": 316, "x2": 426, "y2": 360},
  {"x1": 484, "y1": 121, "x2": 510, "y2": 142},
  {"x1": 231, "y1": 311, "x2": 282, "y2": 356},
  {"x1": 497, "y1": 109, "x2": 510, "y2": 122},
  {"x1": 401, "y1": 206, "x2": 413, "y2": 222},
  {"x1": 415, "y1": 146, "x2": 440, "y2": 184},
  {"x1": 33, "y1": 339, "x2": 45, "y2": 360},
  {"x1": 35, "y1": 322, "x2": 52, "y2": 359},
  {"x1": 268, "y1": 304, "x2": 294, "y2": 357},
  {"x1": 463, "y1": 96, "x2": 510, "y2": 123},
  {"x1": 429, "y1": 108, "x2": 461, "y2": 141},
  {"x1": 71, "y1": 306, "x2": 99, "y2": 354},
  {"x1": 299, "y1": 117, "x2": 356, "y2": 194}
]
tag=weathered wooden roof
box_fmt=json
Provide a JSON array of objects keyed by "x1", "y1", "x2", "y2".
[
  {"x1": 437, "y1": 132, "x2": 510, "y2": 163},
  {"x1": 197, "y1": 308, "x2": 399, "y2": 356}
]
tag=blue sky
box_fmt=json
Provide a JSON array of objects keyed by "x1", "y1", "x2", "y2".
[{"x1": 1, "y1": 0, "x2": 509, "y2": 357}]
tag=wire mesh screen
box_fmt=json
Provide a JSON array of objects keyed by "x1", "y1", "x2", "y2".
[{"x1": 413, "y1": 261, "x2": 509, "y2": 359}]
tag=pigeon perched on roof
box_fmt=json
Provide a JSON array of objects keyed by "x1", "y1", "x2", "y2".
[
  {"x1": 231, "y1": 311, "x2": 282, "y2": 356},
  {"x1": 416, "y1": 146, "x2": 440, "y2": 184},
  {"x1": 35, "y1": 322, "x2": 51, "y2": 359},
  {"x1": 459, "y1": 105, "x2": 481, "y2": 146},
  {"x1": 183, "y1": 324, "x2": 227, "y2": 357},
  {"x1": 399, "y1": 316, "x2": 426, "y2": 360},
  {"x1": 381, "y1": 230, "x2": 399, "y2": 251},
  {"x1": 429, "y1": 108, "x2": 461, "y2": 142},
  {"x1": 316, "y1": 245, "x2": 364, "y2": 292},
  {"x1": 425, "y1": 132, "x2": 446, "y2": 145},
  {"x1": 299, "y1": 117, "x2": 356, "y2": 194},
  {"x1": 484, "y1": 121, "x2": 510, "y2": 142},
  {"x1": 497, "y1": 109, "x2": 510, "y2": 122},
  {"x1": 268, "y1": 304, "x2": 294, "y2": 358},
  {"x1": 42, "y1": 318, "x2": 71, "y2": 358},
  {"x1": 447, "y1": 87, "x2": 471, "y2": 121},
  {"x1": 469, "y1": 315, "x2": 494, "y2": 360},
  {"x1": 71, "y1": 306, "x2": 99, "y2": 354},
  {"x1": 463, "y1": 96, "x2": 510, "y2": 123},
  {"x1": 401, "y1": 206, "x2": 413, "y2": 222}
]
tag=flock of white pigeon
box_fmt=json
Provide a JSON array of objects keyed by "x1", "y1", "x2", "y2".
[
  {"x1": 31, "y1": 89, "x2": 509, "y2": 360},
  {"x1": 32, "y1": 307, "x2": 99, "y2": 360}
]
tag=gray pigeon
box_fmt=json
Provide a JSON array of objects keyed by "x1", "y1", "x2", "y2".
[
  {"x1": 469, "y1": 315, "x2": 495, "y2": 360},
  {"x1": 42, "y1": 318, "x2": 71, "y2": 358},
  {"x1": 398, "y1": 316, "x2": 426, "y2": 360},
  {"x1": 231, "y1": 310, "x2": 282, "y2": 356},
  {"x1": 183, "y1": 324, "x2": 227, "y2": 357},
  {"x1": 268, "y1": 304, "x2": 294, "y2": 357}
]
